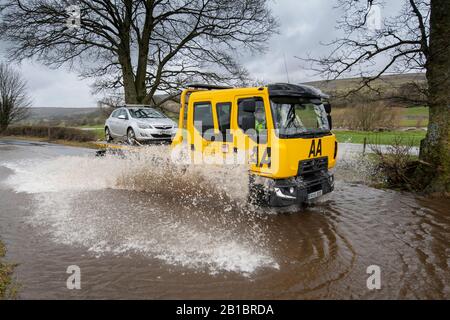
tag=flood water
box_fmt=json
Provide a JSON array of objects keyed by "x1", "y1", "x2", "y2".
[{"x1": 0, "y1": 139, "x2": 449, "y2": 299}]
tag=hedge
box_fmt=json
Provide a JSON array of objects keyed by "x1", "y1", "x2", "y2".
[{"x1": 3, "y1": 126, "x2": 97, "y2": 142}]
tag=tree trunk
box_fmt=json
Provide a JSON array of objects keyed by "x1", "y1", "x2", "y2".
[
  {"x1": 418, "y1": 0, "x2": 450, "y2": 194},
  {"x1": 134, "y1": 12, "x2": 153, "y2": 105},
  {"x1": 121, "y1": 60, "x2": 153, "y2": 105},
  {"x1": 120, "y1": 51, "x2": 149, "y2": 105},
  {"x1": 0, "y1": 112, "x2": 9, "y2": 133},
  {"x1": 119, "y1": 50, "x2": 138, "y2": 104},
  {"x1": 0, "y1": 122, "x2": 8, "y2": 134}
]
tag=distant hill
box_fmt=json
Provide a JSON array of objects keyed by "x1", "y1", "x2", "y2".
[
  {"x1": 303, "y1": 73, "x2": 427, "y2": 107},
  {"x1": 18, "y1": 107, "x2": 104, "y2": 126},
  {"x1": 24, "y1": 107, "x2": 99, "y2": 120},
  {"x1": 304, "y1": 73, "x2": 426, "y2": 92}
]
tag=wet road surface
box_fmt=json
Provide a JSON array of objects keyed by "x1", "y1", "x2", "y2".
[{"x1": 0, "y1": 139, "x2": 448, "y2": 299}]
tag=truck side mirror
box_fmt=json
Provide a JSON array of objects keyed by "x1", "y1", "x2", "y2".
[
  {"x1": 327, "y1": 115, "x2": 332, "y2": 130},
  {"x1": 323, "y1": 102, "x2": 331, "y2": 114}
]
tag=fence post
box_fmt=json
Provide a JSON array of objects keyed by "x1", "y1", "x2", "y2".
[{"x1": 363, "y1": 137, "x2": 367, "y2": 155}]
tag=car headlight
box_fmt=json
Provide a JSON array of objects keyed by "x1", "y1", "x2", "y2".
[{"x1": 138, "y1": 123, "x2": 153, "y2": 129}]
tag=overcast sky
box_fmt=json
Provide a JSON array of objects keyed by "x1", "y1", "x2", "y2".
[{"x1": 0, "y1": 0, "x2": 396, "y2": 108}]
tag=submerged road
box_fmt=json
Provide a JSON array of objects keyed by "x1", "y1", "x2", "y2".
[{"x1": 0, "y1": 139, "x2": 448, "y2": 299}]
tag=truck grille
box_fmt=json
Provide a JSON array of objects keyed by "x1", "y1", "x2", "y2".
[{"x1": 298, "y1": 157, "x2": 328, "y2": 176}]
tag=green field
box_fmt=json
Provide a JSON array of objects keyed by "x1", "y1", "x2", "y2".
[
  {"x1": 81, "y1": 126, "x2": 427, "y2": 146},
  {"x1": 400, "y1": 106, "x2": 428, "y2": 127},
  {"x1": 93, "y1": 128, "x2": 104, "y2": 140},
  {"x1": 73, "y1": 125, "x2": 104, "y2": 140},
  {"x1": 334, "y1": 130, "x2": 426, "y2": 146},
  {"x1": 74, "y1": 107, "x2": 428, "y2": 145}
]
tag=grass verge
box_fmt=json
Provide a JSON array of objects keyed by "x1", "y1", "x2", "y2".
[
  {"x1": 3, "y1": 127, "x2": 427, "y2": 148},
  {"x1": 74, "y1": 125, "x2": 105, "y2": 140},
  {"x1": 0, "y1": 240, "x2": 18, "y2": 299},
  {"x1": 77, "y1": 127, "x2": 104, "y2": 140},
  {"x1": 400, "y1": 106, "x2": 429, "y2": 127},
  {"x1": 334, "y1": 130, "x2": 426, "y2": 146},
  {"x1": 0, "y1": 135, "x2": 100, "y2": 149},
  {"x1": 4, "y1": 126, "x2": 98, "y2": 142}
]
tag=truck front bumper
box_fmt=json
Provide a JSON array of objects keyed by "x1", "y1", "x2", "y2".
[{"x1": 250, "y1": 171, "x2": 335, "y2": 207}]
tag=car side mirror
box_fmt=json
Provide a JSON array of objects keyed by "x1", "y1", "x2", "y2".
[
  {"x1": 241, "y1": 113, "x2": 255, "y2": 131},
  {"x1": 242, "y1": 99, "x2": 256, "y2": 112},
  {"x1": 323, "y1": 102, "x2": 331, "y2": 114},
  {"x1": 118, "y1": 114, "x2": 126, "y2": 120}
]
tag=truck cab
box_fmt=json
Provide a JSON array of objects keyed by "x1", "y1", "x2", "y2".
[{"x1": 172, "y1": 83, "x2": 337, "y2": 207}]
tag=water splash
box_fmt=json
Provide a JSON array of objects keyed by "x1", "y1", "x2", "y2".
[{"x1": 1, "y1": 145, "x2": 279, "y2": 275}]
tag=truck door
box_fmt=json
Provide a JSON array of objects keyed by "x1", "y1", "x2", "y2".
[
  {"x1": 213, "y1": 102, "x2": 234, "y2": 160},
  {"x1": 190, "y1": 101, "x2": 217, "y2": 159},
  {"x1": 233, "y1": 96, "x2": 271, "y2": 173}
]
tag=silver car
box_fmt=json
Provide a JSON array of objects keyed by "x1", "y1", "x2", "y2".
[{"x1": 105, "y1": 106, "x2": 177, "y2": 144}]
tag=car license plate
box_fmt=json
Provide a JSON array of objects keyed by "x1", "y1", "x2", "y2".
[
  {"x1": 308, "y1": 190, "x2": 323, "y2": 200},
  {"x1": 161, "y1": 130, "x2": 172, "y2": 135}
]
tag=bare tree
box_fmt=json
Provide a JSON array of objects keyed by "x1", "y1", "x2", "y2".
[
  {"x1": 393, "y1": 81, "x2": 428, "y2": 106},
  {"x1": 0, "y1": 0, "x2": 277, "y2": 105},
  {"x1": 0, "y1": 62, "x2": 31, "y2": 133},
  {"x1": 299, "y1": 0, "x2": 449, "y2": 193},
  {"x1": 97, "y1": 95, "x2": 124, "y2": 117},
  {"x1": 337, "y1": 98, "x2": 401, "y2": 131}
]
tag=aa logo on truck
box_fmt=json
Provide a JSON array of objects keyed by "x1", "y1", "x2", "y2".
[
  {"x1": 250, "y1": 146, "x2": 271, "y2": 168},
  {"x1": 308, "y1": 139, "x2": 322, "y2": 158}
]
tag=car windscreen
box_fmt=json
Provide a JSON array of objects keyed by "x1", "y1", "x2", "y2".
[
  {"x1": 270, "y1": 97, "x2": 330, "y2": 137},
  {"x1": 129, "y1": 108, "x2": 165, "y2": 119}
]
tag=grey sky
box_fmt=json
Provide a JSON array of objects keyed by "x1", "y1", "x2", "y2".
[{"x1": 0, "y1": 0, "x2": 397, "y2": 108}]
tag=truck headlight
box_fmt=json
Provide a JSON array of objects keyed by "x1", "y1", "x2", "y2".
[{"x1": 274, "y1": 187, "x2": 296, "y2": 200}]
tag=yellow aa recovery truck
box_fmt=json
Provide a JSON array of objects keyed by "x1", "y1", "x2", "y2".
[{"x1": 172, "y1": 83, "x2": 337, "y2": 207}]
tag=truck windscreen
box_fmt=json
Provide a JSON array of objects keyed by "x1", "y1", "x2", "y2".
[{"x1": 270, "y1": 97, "x2": 330, "y2": 138}]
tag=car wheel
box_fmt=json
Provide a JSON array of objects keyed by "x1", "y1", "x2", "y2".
[
  {"x1": 105, "y1": 127, "x2": 113, "y2": 142},
  {"x1": 127, "y1": 128, "x2": 136, "y2": 145}
]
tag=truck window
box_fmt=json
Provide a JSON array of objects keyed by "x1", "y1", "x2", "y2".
[
  {"x1": 216, "y1": 102, "x2": 231, "y2": 134},
  {"x1": 238, "y1": 97, "x2": 267, "y2": 143},
  {"x1": 193, "y1": 102, "x2": 214, "y2": 135}
]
